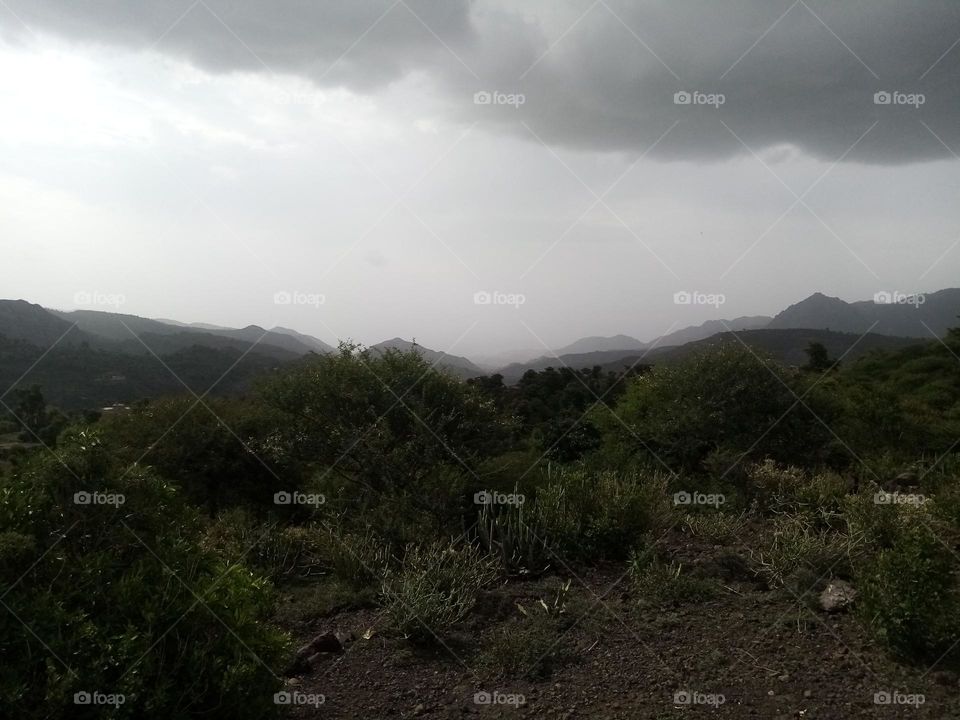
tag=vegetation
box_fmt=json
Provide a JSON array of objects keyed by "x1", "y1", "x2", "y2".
[{"x1": 2, "y1": 331, "x2": 959, "y2": 717}]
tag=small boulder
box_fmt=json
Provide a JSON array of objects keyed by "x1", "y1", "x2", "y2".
[{"x1": 819, "y1": 580, "x2": 857, "y2": 613}]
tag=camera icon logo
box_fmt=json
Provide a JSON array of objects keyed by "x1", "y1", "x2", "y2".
[
  {"x1": 273, "y1": 291, "x2": 292, "y2": 305},
  {"x1": 73, "y1": 491, "x2": 92, "y2": 505},
  {"x1": 274, "y1": 691, "x2": 292, "y2": 705},
  {"x1": 674, "y1": 690, "x2": 692, "y2": 704},
  {"x1": 74, "y1": 691, "x2": 92, "y2": 705},
  {"x1": 473, "y1": 291, "x2": 492, "y2": 305},
  {"x1": 673, "y1": 491, "x2": 692, "y2": 505},
  {"x1": 673, "y1": 291, "x2": 692, "y2": 305},
  {"x1": 474, "y1": 490, "x2": 492, "y2": 505},
  {"x1": 474, "y1": 691, "x2": 492, "y2": 704},
  {"x1": 274, "y1": 491, "x2": 292, "y2": 505},
  {"x1": 874, "y1": 91, "x2": 892, "y2": 105},
  {"x1": 474, "y1": 91, "x2": 492, "y2": 105},
  {"x1": 674, "y1": 91, "x2": 692, "y2": 105}
]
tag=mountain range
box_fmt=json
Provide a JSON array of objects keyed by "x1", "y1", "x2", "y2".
[{"x1": 0, "y1": 288, "x2": 957, "y2": 408}]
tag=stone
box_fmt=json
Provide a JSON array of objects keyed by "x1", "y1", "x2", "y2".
[{"x1": 819, "y1": 580, "x2": 857, "y2": 612}]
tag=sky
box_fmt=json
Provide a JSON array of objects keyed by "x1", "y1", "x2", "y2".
[{"x1": 1, "y1": 0, "x2": 959, "y2": 359}]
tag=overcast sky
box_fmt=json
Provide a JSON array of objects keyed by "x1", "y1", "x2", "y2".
[{"x1": 2, "y1": 0, "x2": 959, "y2": 358}]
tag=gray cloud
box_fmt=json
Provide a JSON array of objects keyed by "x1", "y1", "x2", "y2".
[{"x1": 4, "y1": 0, "x2": 960, "y2": 163}]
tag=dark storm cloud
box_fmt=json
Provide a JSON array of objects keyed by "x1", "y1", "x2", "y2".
[{"x1": 6, "y1": 0, "x2": 960, "y2": 163}]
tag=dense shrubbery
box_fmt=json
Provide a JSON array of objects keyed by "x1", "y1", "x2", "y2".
[
  {"x1": 3, "y1": 336, "x2": 960, "y2": 716},
  {"x1": 0, "y1": 430, "x2": 288, "y2": 719},
  {"x1": 595, "y1": 345, "x2": 834, "y2": 473},
  {"x1": 381, "y1": 541, "x2": 499, "y2": 641}
]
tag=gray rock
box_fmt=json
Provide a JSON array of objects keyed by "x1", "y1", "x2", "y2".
[{"x1": 819, "y1": 580, "x2": 857, "y2": 612}]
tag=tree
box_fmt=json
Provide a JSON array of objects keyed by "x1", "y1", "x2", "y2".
[
  {"x1": 0, "y1": 428, "x2": 288, "y2": 719},
  {"x1": 260, "y1": 345, "x2": 503, "y2": 495},
  {"x1": 98, "y1": 396, "x2": 295, "y2": 516},
  {"x1": 802, "y1": 341, "x2": 834, "y2": 372},
  {"x1": 8, "y1": 385, "x2": 47, "y2": 439},
  {"x1": 596, "y1": 344, "x2": 833, "y2": 472}
]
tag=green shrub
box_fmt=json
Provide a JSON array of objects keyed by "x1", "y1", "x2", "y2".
[
  {"x1": 628, "y1": 547, "x2": 716, "y2": 606},
  {"x1": 0, "y1": 429, "x2": 289, "y2": 719},
  {"x1": 747, "y1": 460, "x2": 847, "y2": 527},
  {"x1": 534, "y1": 468, "x2": 671, "y2": 562},
  {"x1": 381, "y1": 541, "x2": 499, "y2": 641},
  {"x1": 260, "y1": 345, "x2": 504, "y2": 496},
  {"x1": 596, "y1": 345, "x2": 833, "y2": 472},
  {"x1": 682, "y1": 511, "x2": 748, "y2": 544},
  {"x1": 323, "y1": 525, "x2": 391, "y2": 589},
  {"x1": 857, "y1": 524, "x2": 960, "y2": 663},
  {"x1": 476, "y1": 612, "x2": 571, "y2": 679},
  {"x1": 752, "y1": 515, "x2": 857, "y2": 589},
  {"x1": 203, "y1": 509, "x2": 328, "y2": 582},
  {"x1": 472, "y1": 498, "x2": 551, "y2": 576}
]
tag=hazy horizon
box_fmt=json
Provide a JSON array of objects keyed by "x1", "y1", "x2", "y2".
[{"x1": 3, "y1": 0, "x2": 959, "y2": 357}]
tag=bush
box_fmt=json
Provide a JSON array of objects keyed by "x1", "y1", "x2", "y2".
[
  {"x1": 203, "y1": 509, "x2": 328, "y2": 582},
  {"x1": 0, "y1": 429, "x2": 289, "y2": 719},
  {"x1": 260, "y1": 345, "x2": 504, "y2": 496},
  {"x1": 857, "y1": 524, "x2": 960, "y2": 663},
  {"x1": 535, "y1": 468, "x2": 671, "y2": 562},
  {"x1": 472, "y1": 498, "x2": 551, "y2": 577},
  {"x1": 597, "y1": 345, "x2": 833, "y2": 472},
  {"x1": 381, "y1": 541, "x2": 499, "y2": 641},
  {"x1": 476, "y1": 612, "x2": 571, "y2": 679},
  {"x1": 747, "y1": 460, "x2": 847, "y2": 527},
  {"x1": 752, "y1": 515, "x2": 857, "y2": 590},
  {"x1": 682, "y1": 511, "x2": 748, "y2": 544},
  {"x1": 99, "y1": 396, "x2": 297, "y2": 516},
  {"x1": 628, "y1": 547, "x2": 716, "y2": 606}
]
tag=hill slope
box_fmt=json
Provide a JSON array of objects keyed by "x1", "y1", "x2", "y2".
[{"x1": 370, "y1": 339, "x2": 484, "y2": 379}]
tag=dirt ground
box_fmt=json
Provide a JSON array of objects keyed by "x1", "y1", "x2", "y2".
[{"x1": 279, "y1": 528, "x2": 960, "y2": 719}]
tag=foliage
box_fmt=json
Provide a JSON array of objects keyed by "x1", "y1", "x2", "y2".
[
  {"x1": 747, "y1": 460, "x2": 847, "y2": 527},
  {"x1": 597, "y1": 345, "x2": 833, "y2": 473},
  {"x1": 751, "y1": 515, "x2": 858, "y2": 589},
  {"x1": 628, "y1": 546, "x2": 716, "y2": 606},
  {"x1": 0, "y1": 429, "x2": 289, "y2": 719},
  {"x1": 857, "y1": 523, "x2": 960, "y2": 663},
  {"x1": 261, "y1": 345, "x2": 503, "y2": 496},
  {"x1": 98, "y1": 396, "x2": 298, "y2": 515},
  {"x1": 381, "y1": 541, "x2": 499, "y2": 641},
  {"x1": 472, "y1": 498, "x2": 551, "y2": 576},
  {"x1": 476, "y1": 583, "x2": 575, "y2": 679},
  {"x1": 534, "y1": 467, "x2": 672, "y2": 562}
]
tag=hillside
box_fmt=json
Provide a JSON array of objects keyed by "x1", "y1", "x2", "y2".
[
  {"x1": 643, "y1": 328, "x2": 923, "y2": 367},
  {"x1": 371, "y1": 338, "x2": 484, "y2": 378},
  {"x1": 0, "y1": 334, "x2": 282, "y2": 409},
  {"x1": 768, "y1": 288, "x2": 960, "y2": 337}
]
